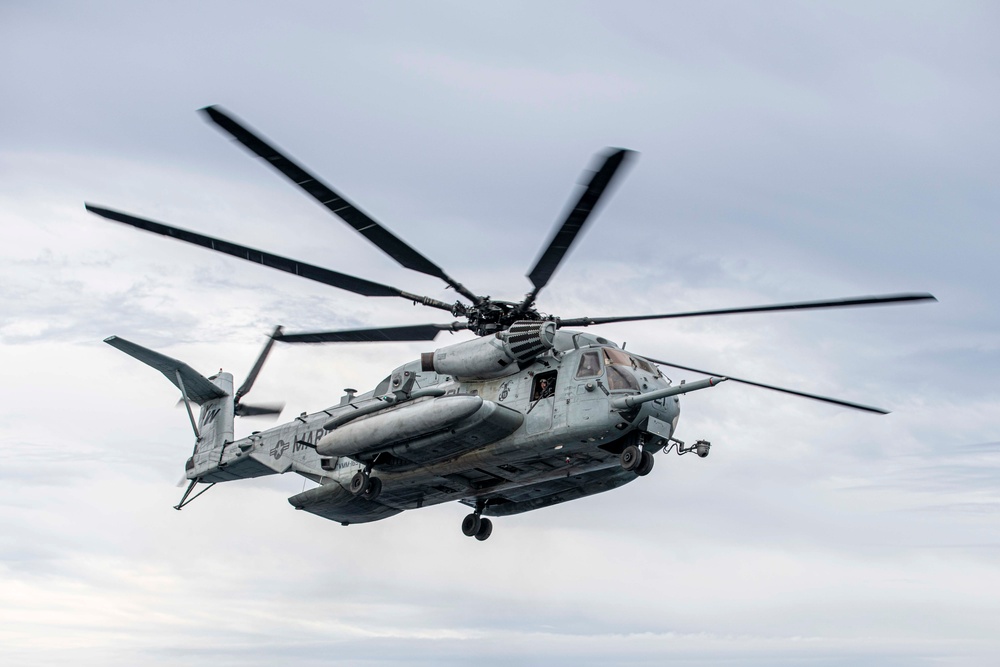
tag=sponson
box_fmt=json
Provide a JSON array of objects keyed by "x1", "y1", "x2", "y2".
[{"x1": 316, "y1": 394, "x2": 523, "y2": 464}]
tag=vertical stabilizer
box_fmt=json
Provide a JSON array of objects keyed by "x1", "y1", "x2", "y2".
[
  {"x1": 189, "y1": 372, "x2": 235, "y2": 477},
  {"x1": 104, "y1": 336, "x2": 237, "y2": 479}
]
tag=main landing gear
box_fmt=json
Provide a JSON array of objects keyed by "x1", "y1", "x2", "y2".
[
  {"x1": 349, "y1": 466, "x2": 382, "y2": 501},
  {"x1": 620, "y1": 444, "x2": 654, "y2": 476},
  {"x1": 462, "y1": 502, "x2": 493, "y2": 541}
]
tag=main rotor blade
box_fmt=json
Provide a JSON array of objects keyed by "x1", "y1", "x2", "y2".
[
  {"x1": 520, "y1": 148, "x2": 635, "y2": 312},
  {"x1": 200, "y1": 106, "x2": 481, "y2": 305},
  {"x1": 235, "y1": 325, "x2": 283, "y2": 401},
  {"x1": 275, "y1": 322, "x2": 465, "y2": 343},
  {"x1": 640, "y1": 356, "x2": 889, "y2": 414},
  {"x1": 85, "y1": 204, "x2": 456, "y2": 312},
  {"x1": 557, "y1": 293, "x2": 937, "y2": 328}
]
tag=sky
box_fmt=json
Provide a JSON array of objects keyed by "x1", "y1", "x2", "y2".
[{"x1": 1, "y1": 1, "x2": 998, "y2": 665}]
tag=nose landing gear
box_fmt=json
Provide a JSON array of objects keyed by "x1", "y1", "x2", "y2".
[
  {"x1": 461, "y1": 502, "x2": 493, "y2": 541},
  {"x1": 620, "y1": 444, "x2": 641, "y2": 471},
  {"x1": 620, "y1": 444, "x2": 655, "y2": 476}
]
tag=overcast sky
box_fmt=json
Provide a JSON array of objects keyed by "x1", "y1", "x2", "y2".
[{"x1": 1, "y1": 2, "x2": 998, "y2": 665}]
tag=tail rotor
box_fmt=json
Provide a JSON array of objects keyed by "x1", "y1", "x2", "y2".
[{"x1": 233, "y1": 325, "x2": 285, "y2": 419}]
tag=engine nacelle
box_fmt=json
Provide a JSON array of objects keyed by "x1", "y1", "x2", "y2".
[{"x1": 421, "y1": 320, "x2": 556, "y2": 380}]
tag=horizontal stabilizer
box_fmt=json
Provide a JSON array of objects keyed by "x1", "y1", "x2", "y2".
[{"x1": 104, "y1": 336, "x2": 228, "y2": 404}]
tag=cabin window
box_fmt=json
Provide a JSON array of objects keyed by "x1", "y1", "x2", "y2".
[
  {"x1": 575, "y1": 351, "x2": 602, "y2": 379},
  {"x1": 606, "y1": 366, "x2": 639, "y2": 391},
  {"x1": 531, "y1": 370, "x2": 558, "y2": 400}
]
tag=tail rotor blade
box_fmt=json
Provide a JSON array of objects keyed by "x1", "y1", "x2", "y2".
[
  {"x1": 235, "y1": 326, "x2": 283, "y2": 401},
  {"x1": 234, "y1": 401, "x2": 285, "y2": 419},
  {"x1": 232, "y1": 327, "x2": 286, "y2": 420}
]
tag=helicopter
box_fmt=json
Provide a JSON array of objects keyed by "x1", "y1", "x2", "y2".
[{"x1": 86, "y1": 106, "x2": 935, "y2": 541}]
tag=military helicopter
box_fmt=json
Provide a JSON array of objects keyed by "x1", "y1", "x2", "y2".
[{"x1": 86, "y1": 107, "x2": 935, "y2": 541}]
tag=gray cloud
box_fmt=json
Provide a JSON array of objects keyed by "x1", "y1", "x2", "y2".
[{"x1": 1, "y1": 2, "x2": 998, "y2": 666}]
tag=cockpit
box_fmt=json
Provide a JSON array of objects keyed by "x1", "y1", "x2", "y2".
[{"x1": 574, "y1": 347, "x2": 661, "y2": 391}]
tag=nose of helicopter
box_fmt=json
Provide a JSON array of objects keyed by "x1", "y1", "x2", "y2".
[{"x1": 631, "y1": 382, "x2": 682, "y2": 437}]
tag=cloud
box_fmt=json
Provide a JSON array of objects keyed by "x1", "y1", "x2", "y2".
[{"x1": 1, "y1": 2, "x2": 998, "y2": 666}]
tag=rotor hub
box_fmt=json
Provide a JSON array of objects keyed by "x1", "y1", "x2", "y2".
[{"x1": 464, "y1": 298, "x2": 541, "y2": 336}]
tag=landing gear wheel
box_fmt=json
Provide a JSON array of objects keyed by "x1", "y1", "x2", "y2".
[
  {"x1": 350, "y1": 471, "x2": 370, "y2": 496},
  {"x1": 635, "y1": 450, "x2": 655, "y2": 476},
  {"x1": 474, "y1": 517, "x2": 493, "y2": 541},
  {"x1": 462, "y1": 513, "x2": 482, "y2": 537},
  {"x1": 620, "y1": 444, "x2": 641, "y2": 472},
  {"x1": 361, "y1": 476, "x2": 382, "y2": 501}
]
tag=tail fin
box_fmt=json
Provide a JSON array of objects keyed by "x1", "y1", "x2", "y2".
[{"x1": 105, "y1": 336, "x2": 234, "y2": 477}]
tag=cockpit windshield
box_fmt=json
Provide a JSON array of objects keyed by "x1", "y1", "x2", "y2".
[
  {"x1": 606, "y1": 366, "x2": 639, "y2": 391},
  {"x1": 573, "y1": 347, "x2": 662, "y2": 384},
  {"x1": 603, "y1": 349, "x2": 660, "y2": 376},
  {"x1": 602, "y1": 348, "x2": 631, "y2": 367}
]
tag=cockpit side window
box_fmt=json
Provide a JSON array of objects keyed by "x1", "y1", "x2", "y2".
[
  {"x1": 632, "y1": 356, "x2": 658, "y2": 375},
  {"x1": 531, "y1": 370, "x2": 558, "y2": 400},
  {"x1": 575, "y1": 351, "x2": 602, "y2": 379}
]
